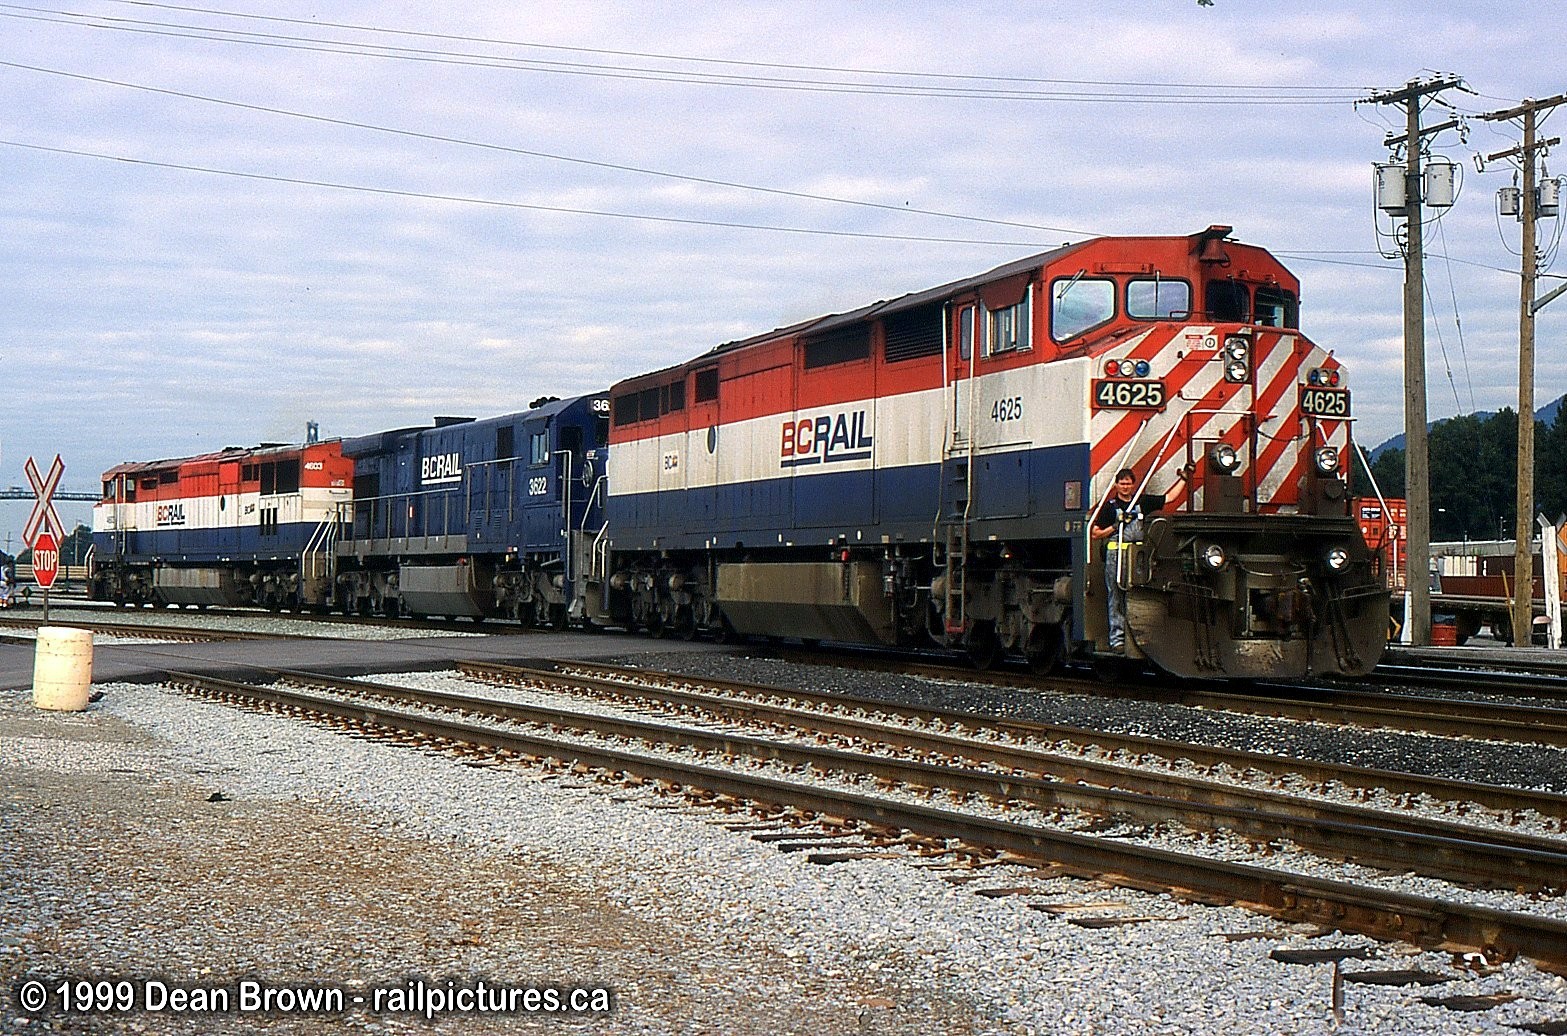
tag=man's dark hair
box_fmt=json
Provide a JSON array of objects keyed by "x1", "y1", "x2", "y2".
[{"x1": 1114, "y1": 467, "x2": 1136, "y2": 482}]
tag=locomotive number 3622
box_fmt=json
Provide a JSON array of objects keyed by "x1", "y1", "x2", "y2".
[{"x1": 1093, "y1": 379, "x2": 1166, "y2": 410}]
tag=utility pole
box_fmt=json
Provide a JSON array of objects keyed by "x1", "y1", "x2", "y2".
[
  {"x1": 1480, "y1": 93, "x2": 1566, "y2": 647},
  {"x1": 1366, "y1": 75, "x2": 1465, "y2": 647}
]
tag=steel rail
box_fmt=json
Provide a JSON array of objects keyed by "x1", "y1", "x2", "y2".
[
  {"x1": 764, "y1": 647, "x2": 1567, "y2": 748},
  {"x1": 159, "y1": 669, "x2": 1567, "y2": 974},
  {"x1": 0, "y1": 616, "x2": 282, "y2": 642},
  {"x1": 420, "y1": 663, "x2": 1567, "y2": 889},
  {"x1": 1364, "y1": 663, "x2": 1567, "y2": 705},
  {"x1": 513, "y1": 658, "x2": 1567, "y2": 820}
]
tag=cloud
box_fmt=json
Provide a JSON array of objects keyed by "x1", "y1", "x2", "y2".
[{"x1": 1, "y1": 0, "x2": 1562, "y2": 514}]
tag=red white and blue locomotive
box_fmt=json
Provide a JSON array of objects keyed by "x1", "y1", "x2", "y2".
[{"x1": 91, "y1": 227, "x2": 1388, "y2": 678}]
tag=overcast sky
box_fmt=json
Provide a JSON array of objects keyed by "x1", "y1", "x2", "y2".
[{"x1": 2, "y1": 0, "x2": 1564, "y2": 543}]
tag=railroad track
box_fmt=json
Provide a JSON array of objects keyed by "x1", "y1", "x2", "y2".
[
  {"x1": 0, "y1": 616, "x2": 286, "y2": 643},
  {"x1": 1365, "y1": 661, "x2": 1567, "y2": 706},
  {"x1": 764, "y1": 646, "x2": 1567, "y2": 747},
  {"x1": 158, "y1": 663, "x2": 1567, "y2": 973}
]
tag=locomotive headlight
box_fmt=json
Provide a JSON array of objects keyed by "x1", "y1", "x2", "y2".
[
  {"x1": 1208, "y1": 442, "x2": 1240, "y2": 474},
  {"x1": 1325, "y1": 547, "x2": 1350, "y2": 572},
  {"x1": 1313, "y1": 446, "x2": 1340, "y2": 476},
  {"x1": 1200, "y1": 543, "x2": 1228, "y2": 571},
  {"x1": 1222, "y1": 335, "x2": 1251, "y2": 383}
]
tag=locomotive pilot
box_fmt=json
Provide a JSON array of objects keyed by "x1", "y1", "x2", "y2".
[{"x1": 1090, "y1": 465, "x2": 1191, "y2": 651}]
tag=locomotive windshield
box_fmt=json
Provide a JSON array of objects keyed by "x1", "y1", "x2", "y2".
[
  {"x1": 1204, "y1": 279, "x2": 1299, "y2": 328},
  {"x1": 1127, "y1": 279, "x2": 1191, "y2": 320}
]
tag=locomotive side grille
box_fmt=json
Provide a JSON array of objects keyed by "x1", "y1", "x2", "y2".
[
  {"x1": 882, "y1": 303, "x2": 944, "y2": 363},
  {"x1": 803, "y1": 324, "x2": 871, "y2": 368}
]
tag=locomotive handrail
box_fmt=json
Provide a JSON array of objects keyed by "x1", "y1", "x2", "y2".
[
  {"x1": 341, "y1": 485, "x2": 465, "y2": 543},
  {"x1": 302, "y1": 509, "x2": 341, "y2": 585},
  {"x1": 580, "y1": 474, "x2": 608, "y2": 532},
  {"x1": 591, "y1": 519, "x2": 610, "y2": 582},
  {"x1": 1350, "y1": 435, "x2": 1396, "y2": 572}
]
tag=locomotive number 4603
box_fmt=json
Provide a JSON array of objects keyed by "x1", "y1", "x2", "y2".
[{"x1": 1093, "y1": 379, "x2": 1166, "y2": 410}]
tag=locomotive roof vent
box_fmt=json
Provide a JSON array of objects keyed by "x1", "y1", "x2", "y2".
[{"x1": 433, "y1": 416, "x2": 476, "y2": 427}]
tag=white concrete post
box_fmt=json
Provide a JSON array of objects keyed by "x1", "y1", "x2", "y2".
[{"x1": 1544, "y1": 514, "x2": 1563, "y2": 651}]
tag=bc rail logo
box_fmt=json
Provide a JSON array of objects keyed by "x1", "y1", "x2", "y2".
[
  {"x1": 155, "y1": 503, "x2": 187, "y2": 527},
  {"x1": 780, "y1": 410, "x2": 874, "y2": 468},
  {"x1": 420, "y1": 453, "x2": 462, "y2": 486}
]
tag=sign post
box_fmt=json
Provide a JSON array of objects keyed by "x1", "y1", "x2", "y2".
[{"x1": 24, "y1": 455, "x2": 66, "y2": 626}]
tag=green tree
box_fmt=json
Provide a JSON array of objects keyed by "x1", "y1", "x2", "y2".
[
  {"x1": 1539, "y1": 397, "x2": 1567, "y2": 525},
  {"x1": 1367, "y1": 446, "x2": 1405, "y2": 500},
  {"x1": 16, "y1": 524, "x2": 92, "y2": 567}
]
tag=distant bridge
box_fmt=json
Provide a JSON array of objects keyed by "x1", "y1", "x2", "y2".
[{"x1": 0, "y1": 487, "x2": 99, "y2": 502}]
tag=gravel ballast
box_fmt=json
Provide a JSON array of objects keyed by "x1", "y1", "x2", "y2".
[{"x1": 4, "y1": 678, "x2": 1567, "y2": 1035}]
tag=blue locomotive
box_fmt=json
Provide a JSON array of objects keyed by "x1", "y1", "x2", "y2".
[{"x1": 333, "y1": 392, "x2": 610, "y2": 623}]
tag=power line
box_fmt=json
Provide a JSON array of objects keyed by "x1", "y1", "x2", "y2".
[
  {"x1": 93, "y1": 0, "x2": 1365, "y2": 93},
  {"x1": 0, "y1": 4, "x2": 1362, "y2": 104},
  {"x1": 0, "y1": 138, "x2": 1060, "y2": 247},
  {"x1": 0, "y1": 60, "x2": 1098, "y2": 238}
]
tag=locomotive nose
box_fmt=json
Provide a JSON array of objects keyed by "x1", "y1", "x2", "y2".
[{"x1": 1123, "y1": 514, "x2": 1388, "y2": 678}]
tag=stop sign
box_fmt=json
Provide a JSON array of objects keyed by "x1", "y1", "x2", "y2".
[{"x1": 32, "y1": 530, "x2": 59, "y2": 590}]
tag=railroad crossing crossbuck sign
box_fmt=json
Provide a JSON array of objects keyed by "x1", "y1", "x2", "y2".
[
  {"x1": 31, "y1": 529, "x2": 59, "y2": 590},
  {"x1": 23, "y1": 454, "x2": 67, "y2": 554}
]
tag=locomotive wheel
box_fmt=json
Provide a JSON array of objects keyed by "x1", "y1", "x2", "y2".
[
  {"x1": 674, "y1": 606, "x2": 698, "y2": 641},
  {"x1": 549, "y1": 604, "x2": 568, "y2": 631},
  {"x1": 1025, "y1": 622, "x2": 1066, "y2": 675},
  {"x1": 1492, "y1": 614, "x2": 1514, "y2": 645},
  {"x1": 964, "y1": 621, "x2": 1000, "y2": 670}
]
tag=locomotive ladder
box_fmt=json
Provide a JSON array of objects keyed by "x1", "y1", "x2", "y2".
[
  {"x1": 942, "y1": 519, "x2": 969, "y2": 636},
  {"x1": 939, "y1": 433, "x2": 976, "y2": 638},
  {"x1": 940, "y1": 335, "x2": 979, "y2": 640}
]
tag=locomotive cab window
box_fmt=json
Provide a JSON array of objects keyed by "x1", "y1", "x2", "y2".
[
  {"x1": 1206, "y1": 280, "x2": 1250, "y2": 322},
  {"x1": 1127, "y1": 279, "x2": 1191, "y2": 320},
  {"x1": 1254, "y1": 285, "x2": 1298, "y2": 328},
  {"x1": 986, "y1": 295, "x2": 1031, "y2": 355},
  {"x1": 530, "y1": 430, "x2": 549, "y2": 466},
  {"x1": 1050, "y1": 277, "x2": 1115, "y2": 342},
  {"x1": 694, "y1": 368, "x2": 719, "y2": 403},
  {"x1": 558, "y1": 426, "x2": 583, "y2": 463},
  {"x1": 958, "y1": 305, "x2": 974, "y2": 361}
]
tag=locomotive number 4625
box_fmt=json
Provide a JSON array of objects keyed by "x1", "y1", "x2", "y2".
[
  {"x1": 1093, "y1": 379, "x2": 1166, "y2": 410},
  {"x1": 1299, "y1": 387, "x2": 1351, "y2": 418}
]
